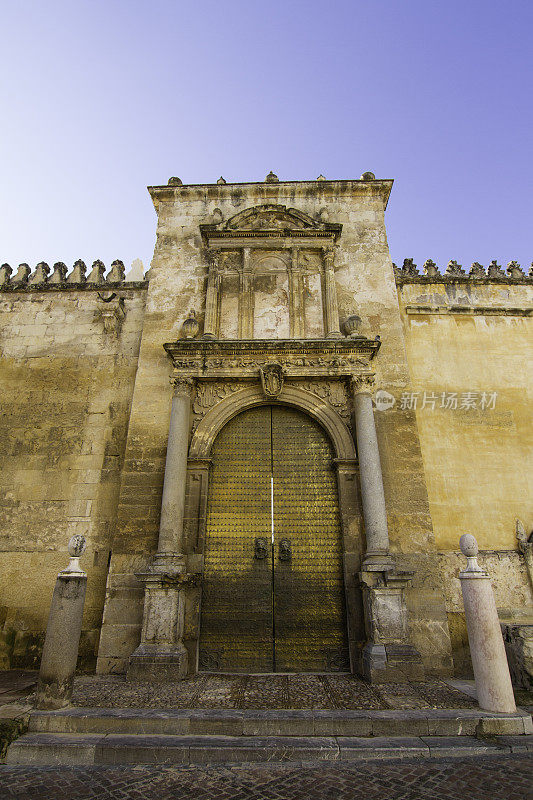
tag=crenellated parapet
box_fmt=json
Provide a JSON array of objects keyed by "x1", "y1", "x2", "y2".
[
  {"x1": 394, "y1": 258, "x2": 533, "y2": 285},
  {"x1": 0, "y1": 259, "x2": 149, "y2": 290}
]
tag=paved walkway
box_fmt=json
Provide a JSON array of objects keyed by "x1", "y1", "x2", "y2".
[
  {"x1": 1, "y1": 755, "x2": 531, "y2": 799},
  {"x1": 70, "y1": 674, "x2": 478, "y2": 710}
]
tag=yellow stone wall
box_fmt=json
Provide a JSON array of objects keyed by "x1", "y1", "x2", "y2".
[
  {"x1": 0, "y1": 288, "x2": 146, "y2": 669},
  {"x1": 398, "y1": 280, "x2": 533, "y2": 670}
]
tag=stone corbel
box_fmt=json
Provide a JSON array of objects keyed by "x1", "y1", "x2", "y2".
[{"x1": 98, "y1": 295, "x2": 125, "y2": 335}]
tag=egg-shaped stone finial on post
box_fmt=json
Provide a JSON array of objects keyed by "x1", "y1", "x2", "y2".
[
  {"x1": 459, "y1": 534, "x2": 516, "y2": 713},
  {"x1": 35, "y1": 536, "x2": 88, "y2": 710}
]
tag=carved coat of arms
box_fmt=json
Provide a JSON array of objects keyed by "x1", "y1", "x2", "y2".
[{"x1": 260, "y1": 363, "x2": 284, "y2": 398}]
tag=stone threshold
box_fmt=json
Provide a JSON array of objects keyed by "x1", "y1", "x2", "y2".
[{"x1": 27, "y1": 706, "x2": 533, "y2": 737}]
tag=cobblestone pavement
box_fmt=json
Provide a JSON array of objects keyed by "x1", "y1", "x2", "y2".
[
  {"x1": 0, "y1": 755, "x2": 531, "y2": 799},
  {"x1": 69, "y1": 674, "x2": 477, "y2": 710}
]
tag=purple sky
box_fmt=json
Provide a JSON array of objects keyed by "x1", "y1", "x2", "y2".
[{"x1": 1, "y1": 0, "x2": 531, "y2": 275}]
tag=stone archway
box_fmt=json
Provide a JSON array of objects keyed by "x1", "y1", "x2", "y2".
[
  {"x1": 189, "y1": 384, "x2": 357, "y2": 462},
  {"x1": 186, "y1": 384, "x2": 365, "y2": 674}
]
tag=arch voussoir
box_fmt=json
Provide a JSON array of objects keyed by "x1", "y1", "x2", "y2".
[{"x1": 188, "y1": 384, "x2": 356, "y2": 461}]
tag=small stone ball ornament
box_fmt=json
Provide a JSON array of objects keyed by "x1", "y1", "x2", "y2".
[
  {"x1": 459, "y1": 533, "x2": 482, "y2": 572},
  {"x1": 181, "y1": 310, "x2": 200, "y2": 339},
  {"x1": 63, "y1": 535, "x2": 87, "y2": 574}
]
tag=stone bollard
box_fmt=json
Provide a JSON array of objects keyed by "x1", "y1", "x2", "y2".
[
  {"x1": 459, "y1": 534, "x2": 516, "y2": 713},
  {"x1": 35, "y1": 536, "x2": 88, "y2": 710}
]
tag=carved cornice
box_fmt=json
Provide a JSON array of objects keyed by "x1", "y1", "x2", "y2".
[
  {"x1": 148, "y1": 179, "x2": 394, "y2": 212},
  {"x1": 164, "y1": 338, "x2": 380, "y2": 381}
]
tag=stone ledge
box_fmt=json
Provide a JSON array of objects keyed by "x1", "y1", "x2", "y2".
[{"x1": 7, "y1": 731, "x2": 524, "y2": 765}]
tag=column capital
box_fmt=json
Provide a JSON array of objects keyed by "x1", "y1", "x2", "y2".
[
  {"x1": 350, "y1": 373, "x2": 376, "y2": 395},
  {"x1": 170, "y1": 374, "x2": 195, "y2": 398},
  {"x1": 322, "y1": 245, "x2": 336, "y2": 268}
]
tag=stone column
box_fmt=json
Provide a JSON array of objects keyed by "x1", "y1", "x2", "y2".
[
  {"x1": 289, "y1": 247, "x2": 304, "y2": 338},
  {"x1": 127, "y1": 376, "x2": 195, "y2": 681},
  {"x1": 36, "y1": 536, "x2": 87, "y2": 709},
  {"x1": 203, "y1": 252, "x2": 220, "y2": 339},
  {"x1": 322, "y1": 247, "x2": 342, "y2": 338},
  {"x1": 459, "y1": 534, "x2": 516, "y2": 713},
  {"x1": 351, "y1": 375, "x2": 392, "y2": 570},
  {"x1": 238, "y1": 247, "x2": 254, "y2": 339},
  {"x1": 352, "y1": 374, "x2": 424, "y2": 681}
]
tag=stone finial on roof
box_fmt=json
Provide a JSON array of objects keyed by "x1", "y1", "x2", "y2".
[
  {"x1": 107, "y1": 259, "x2": 125, "y2": 282},
  {"x1": 360, "y1": 171, "x2": 376, "y2": 180},
  {"x1": 469, "y1": 262, "x2": 486, "y2": 277},
  {"x1": 217, "y1": 176, "x2": 227, "y2": 185},
  {"x1": 423, "y1": 259, "x2": 439, "y2": 276},
  {"x1": 67, "y1": 260, "x2": 87, "y2": 283},
  {"x1": 87, "y1": 260, "x2": 106, "y2": 284},
  {"x1": 445, "y1": 260, "x2": 465, "y2": 276},
  {"x1": 29, "y1": 262, "x2": 50, "y2": 284},
  {"x1": 506, "y1": 261, "x2": 525, "y2": 279},
  {"x1": 0, "y1": 263, "x2": 12, "y2": 285},
  {"x1": 49, "y1": 262, "x2": 68, "y2": 283},
  {"x1": 402, "y1": 258, "x2": 419, "y2": 276},
  {"x1": 168, "y1": 177, "x2": 183, "y2": 186},
  {"x1": 487, "y1": 260, "x2": 505, "y2": 278},
  {"x1": 317, "y1": 174, "x2": 326, "y2": 181},
  {"x1": 126, "y1": 258, "x2": 145, "y2": 281},
  {"x1": 265, "y1": 171, "x2": 279, "y2": 183},
  {"x1": 13, "y1": 263, "x2": 31, "y2": 283}
]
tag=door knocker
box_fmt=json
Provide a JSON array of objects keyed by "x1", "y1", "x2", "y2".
[
  {"x1": 279, "y1": 538, "x2": 291, "y2": 562},
  {"x1": 254, "y1": 537, "x2": 268, "y2": 560}
]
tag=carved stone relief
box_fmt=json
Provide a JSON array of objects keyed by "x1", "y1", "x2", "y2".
[
  {"x1": 191, "y1": 381, "x2": 243, "y2": 433},
  {"x1": 298, "y1": 379, "x2": 352, "y2": 425}
]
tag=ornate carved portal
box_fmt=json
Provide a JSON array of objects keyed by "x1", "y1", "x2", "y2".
[{"x1": 164, "y1": 338, "x2": 379, "y2": 674}]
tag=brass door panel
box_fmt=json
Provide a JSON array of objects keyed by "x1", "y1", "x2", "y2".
[
  {"x1": 199, "y1": 405, "x2": 348, "y2": 673},
  {"x1": 199, "y1": 407, "x2": 273, "y2": 672},
  {"x1": 272, "y1": 407, "x2": 348, "y2": 672}
]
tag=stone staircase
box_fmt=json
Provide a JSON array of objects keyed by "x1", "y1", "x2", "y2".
[{"x1": 6, "y1": 706, "x2": 533, "y2": 765}]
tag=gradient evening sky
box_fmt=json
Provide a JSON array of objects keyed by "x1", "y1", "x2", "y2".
[{"x1": 1, "y1": 0, "x2": 531, "y2": 275}]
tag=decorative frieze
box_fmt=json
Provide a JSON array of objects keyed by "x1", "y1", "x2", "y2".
[{"x1": 164, "y1": 339, "x2": 380, "y2": 380}]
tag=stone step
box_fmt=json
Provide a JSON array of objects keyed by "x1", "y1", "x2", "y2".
[
  {"x1": 8, "y1": 732, "x2": 532, "y2": 765},
  {"x1": 27, "y1": 706, "x2": 533, "y2": 738}
]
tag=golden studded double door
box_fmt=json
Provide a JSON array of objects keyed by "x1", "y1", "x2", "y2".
[{"x1": 199, "y1": 405, "x2": 349, "y2": 673}]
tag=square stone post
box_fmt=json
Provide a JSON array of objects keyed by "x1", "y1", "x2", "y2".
[
  {"x1": 351, "y1": 374, "x2": 424, "y2": 681},
  {"x1": 127, "y1": 375, "x2": 195, "y2": 681}
]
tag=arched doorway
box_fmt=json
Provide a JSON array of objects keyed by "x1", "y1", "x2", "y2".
[{"x1": 198, "y1": 404, "x2": 349, "y2": 673}]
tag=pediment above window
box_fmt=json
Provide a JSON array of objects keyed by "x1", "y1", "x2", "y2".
[{"x1": 201, "y1": 204, "x2": 341, "y2": 242}]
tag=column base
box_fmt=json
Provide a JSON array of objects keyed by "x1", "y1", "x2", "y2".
[
  {"x1": 360, "y1": 643, "x2": 425, "y2": 683},
  {"x1": 358, "y1": 567, "x2": 425, "y2": 683},
  {"x1": 127, "y1": 643, "x2": 189, "y2": 682}
]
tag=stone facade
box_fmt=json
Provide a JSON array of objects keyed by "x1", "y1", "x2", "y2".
[{"x1": 0, "y1": 178, "x2": 531, "y2": 681}]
